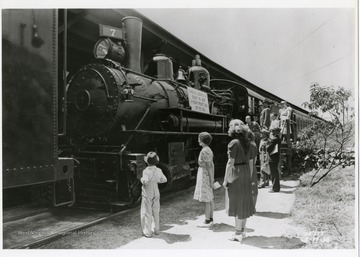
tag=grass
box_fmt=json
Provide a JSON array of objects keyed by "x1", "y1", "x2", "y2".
[{"x1": 291, "y1": 165, "x2": 356, "y2": 249}]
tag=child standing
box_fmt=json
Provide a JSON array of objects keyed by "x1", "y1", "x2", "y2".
[
  {"x1": 258, "y1": 129, "x2": 270, "y2": 188},
  {"x1": 193, "y1": 132, "x2": 215, "y2": 226},
  {"x1": 140, "y1": 151, "x2": 167, "y2": 238}
]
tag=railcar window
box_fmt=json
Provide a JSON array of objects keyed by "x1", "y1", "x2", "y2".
[
  {"x1": 254, "y1": 98, "x2": 260, "y2": 116},
  {"x1": 248, "y1": 96, "x2": 254, "y2": 115}
]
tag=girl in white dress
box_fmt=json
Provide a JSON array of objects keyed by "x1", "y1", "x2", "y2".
[{"x1": 193, "y1": 132, "x2": 215, "y2": 226}]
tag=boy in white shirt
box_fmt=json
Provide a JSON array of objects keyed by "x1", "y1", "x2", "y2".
[{"x1": 140, "y1": 152, "x2": 167, "y2": 238}]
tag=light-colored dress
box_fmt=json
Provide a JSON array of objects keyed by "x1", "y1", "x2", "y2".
[
  {"x1": 259, "y1": 139, "x2": 270, "y2": 175},
  {"x1": 280, "y1": 106, "x2": 293, "y2": 134},
  {"x1": 270, "y1": 119, "x2": 281, "y2": 131},
  {"x1": 193, "y1": 146, "x2": 214, "y2": 202},
  {"x1": 140, "y1": 166, "x2": 167, "y2": 237},
  {"x1": 225, "y1": 139, "x2": 254, "y2": 219}
]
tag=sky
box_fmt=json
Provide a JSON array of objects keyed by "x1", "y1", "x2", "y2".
[
  {"x1": 137, "y1": 6, "x2": 357, "y2": 111},
  {"x1": 1, "y1": 0, "x2": 357, "y2": 112}
]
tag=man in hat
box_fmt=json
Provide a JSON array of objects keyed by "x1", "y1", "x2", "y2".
[
  {"x1": 258, "y1": 128, "x2": 270, "y2": 188},
  {"x1": 260, "y1": 100, "x2": 271, "y2": 129},
  {"x1": 267, "y1": 127, "x2": 281, "y2": 192}
]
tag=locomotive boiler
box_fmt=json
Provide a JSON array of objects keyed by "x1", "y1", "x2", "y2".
[{"x1": 64, "y1": 16, "x2": 240, "y2": 210}]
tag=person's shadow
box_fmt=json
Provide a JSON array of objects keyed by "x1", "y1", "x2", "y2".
[
  {"x1": 209, "y1": 223, "x2": 255, "y2": 233},
  {"x1": 153, "y1": 231, "x2": 191, "y2": 244},
  {"x1": 242, "y1": 236, "x2": 305, "y2": 249},
  {"x1": 254, "y1": 211, "x2": 290, "y2": 219}
]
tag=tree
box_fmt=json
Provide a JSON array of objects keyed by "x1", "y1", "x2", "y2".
[{"x1": 302, "y1": 83, "x2": 355, "y2": 187}]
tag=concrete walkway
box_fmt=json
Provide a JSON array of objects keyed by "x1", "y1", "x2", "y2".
[{"x1": 120, "y1": 179, "x2": 307, "y2": 249}]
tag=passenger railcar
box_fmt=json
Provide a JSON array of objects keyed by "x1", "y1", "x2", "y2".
[{"x1": 2, "y1": 10, "x2": 74, "y2": 207}]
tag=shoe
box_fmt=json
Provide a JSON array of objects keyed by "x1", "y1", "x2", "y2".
[
  {"x1": 269, "y1": 189, "x2": 279, "y2": 193},
  {"x1": 242, "y1": 232, "x2": 246, "y2": 238},
  {"x1": 143, "y1": 234, "x2": 153, "y2": 238},
  {"x1": 228, "y1": 233, "x2": 243, "y2": 242},
  {"x1": 197, "y1": 221, "x2": 213, "y2": 228}
]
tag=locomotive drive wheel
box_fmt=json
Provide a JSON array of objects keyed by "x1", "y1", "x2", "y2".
[{"x1": 128, "y1": 179, "x2": 142, "y2": 204}]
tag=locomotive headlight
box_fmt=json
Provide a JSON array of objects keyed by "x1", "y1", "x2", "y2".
[
  {"x1": 94, "y1": 39, "x2": 110, "y2": 59},
  {"x1": 93, "y1": 38, "x2": 125, "y2": 63}
]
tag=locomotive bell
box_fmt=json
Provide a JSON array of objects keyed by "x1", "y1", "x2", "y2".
[{"x1": 176, "y1": 67, "x2": 186, "y2": 83}]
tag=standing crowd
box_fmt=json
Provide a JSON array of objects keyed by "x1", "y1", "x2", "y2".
[{"x1": 139, "y1": 100, "x2": 292, "y2": 242}]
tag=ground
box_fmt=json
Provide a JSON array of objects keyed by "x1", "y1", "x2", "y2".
[{"x1": 40, "y1": 178, "x2": 308, "y2": 249}]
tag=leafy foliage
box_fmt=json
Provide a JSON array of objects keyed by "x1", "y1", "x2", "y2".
[{"x1": 298, "y1": 83, "x2": 355, "y2": 186}]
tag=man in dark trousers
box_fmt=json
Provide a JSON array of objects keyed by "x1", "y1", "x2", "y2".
[{"x1": 267, "y1": 127, "x2": 281, "y2": 192}]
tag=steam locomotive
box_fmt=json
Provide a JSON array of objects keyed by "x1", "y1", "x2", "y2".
[
  {"x1": 2, "y1": 9, "x2": 314, "y2": 210},
  {"x1": 64, "y1": 16, "x2": 243, "y2": 209}
]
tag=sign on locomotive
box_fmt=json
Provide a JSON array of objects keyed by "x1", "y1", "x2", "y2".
[{"x1": 2, "y1": 9, "x2": 314, "y2": 211}]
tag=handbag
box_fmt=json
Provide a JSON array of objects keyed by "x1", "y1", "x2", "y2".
[
  {"x1": 212, "y1": 181, "x2": 221, "y2": 190},
  {"x1": 261, "y1": 162, "x2": 271, "y2": 175},
  {"x1": 227, "y1": 166, "x2": 240, "y2": 183}
]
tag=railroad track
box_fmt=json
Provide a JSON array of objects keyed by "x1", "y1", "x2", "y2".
[
  {"x1": 3, "y1": 182, "x2": 195, "y2": 249},
  {"x1": 3, "y1": 204, "x2": 138, "y2": 249}
]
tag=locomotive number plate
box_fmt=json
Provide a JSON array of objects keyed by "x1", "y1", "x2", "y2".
[{"x1": 99, "y1": 24, "x2": 123, "y2": 40}]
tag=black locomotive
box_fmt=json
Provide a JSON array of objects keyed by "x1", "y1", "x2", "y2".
[{"x1": 64, "y1": 16, "x2": 243, "y2": 208}]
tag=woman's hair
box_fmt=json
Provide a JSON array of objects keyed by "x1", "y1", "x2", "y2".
[
  {"x1": 198, "y1": 132, "x2": 212, "y2": 145},
  {"x1": 228, "y1": 120, "x2": 250, "y2": 153},
  {"x1": 238, "y1": 131, "x2": 250, "y2": 153},
  {"x1": 228, "y1": 119, "x2": 244, "y2": 137}
]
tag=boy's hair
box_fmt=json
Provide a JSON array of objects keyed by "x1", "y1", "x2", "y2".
[
  {"x1": 198, "y1": 132, "x2": 212, "y2": 145},
  {"x1": 144, "y1": 151, "x2": 159, "y2": 165}
]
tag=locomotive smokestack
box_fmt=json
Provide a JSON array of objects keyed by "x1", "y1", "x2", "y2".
[{"x1": 122, "y1": 16, "x2": 143, "y2": 73}]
